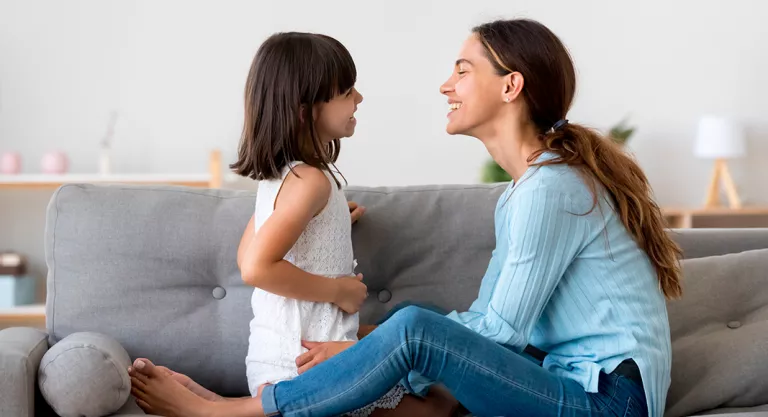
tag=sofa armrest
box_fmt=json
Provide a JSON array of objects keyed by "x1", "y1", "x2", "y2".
[{"x1": 0, "y1": 327, "x2": 49, "y2": 417}]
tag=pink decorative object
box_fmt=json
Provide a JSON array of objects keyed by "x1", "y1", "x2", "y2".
[
  {"x1": 0, "y1": 152, "x2": 22, "y2": 174},
  {"x1": 41, "y1": 151, "x2": 69, "y2": 174}
]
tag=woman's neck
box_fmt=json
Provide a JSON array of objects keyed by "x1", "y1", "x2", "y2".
[{"x1": 481, "y1": 121, "x2": 542, "y2": 182}]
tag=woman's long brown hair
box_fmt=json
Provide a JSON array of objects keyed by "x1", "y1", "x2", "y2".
[{"x1": 475, "y1": 19, "x2": 682, "y2": 299}]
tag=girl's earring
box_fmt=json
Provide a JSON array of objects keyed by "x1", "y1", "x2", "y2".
[{"x1": 504, "y1": 97, "x2": 511, "y2": 103}]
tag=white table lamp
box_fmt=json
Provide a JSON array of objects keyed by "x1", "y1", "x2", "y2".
[{"x1": 694, "y1": 116, "x2": 746, "y2": 209}]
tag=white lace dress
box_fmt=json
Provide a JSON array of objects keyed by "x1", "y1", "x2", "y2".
[{"x1": 245, "y1": 162, "x2": 406, "y2": 416}]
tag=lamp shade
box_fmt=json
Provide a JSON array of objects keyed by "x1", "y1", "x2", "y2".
[{"x1": 694, "y1": 116, "x2": 746, "y2": 159}]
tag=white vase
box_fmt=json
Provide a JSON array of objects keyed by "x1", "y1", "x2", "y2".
[{"x1": 99, "y1": 149, "x2": 111, "y2": 175}]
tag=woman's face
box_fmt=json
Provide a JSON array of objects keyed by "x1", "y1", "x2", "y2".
[{"x1": 440, "y1": 34, "x2": 509, "y2": 138}]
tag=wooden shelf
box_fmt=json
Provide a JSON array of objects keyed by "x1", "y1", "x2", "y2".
[
  {"x1": 0, "y1": 304, "x2": 45, "y2": 329},
  {"x1": 0, "y1": 150, "x2": 223, "y2": 190},
  {"x1": 0, "y1": 174, "x2": 214, "y2": 189},
  {"x1": 664, "y1": 207, "x2": 768, "y2": 216},
  {"x1": 0, "y1": 304, "x2": 45, "y2": 317},
  {"x1": 663, "y1": 207, "x2": 768, "y2": 228}
]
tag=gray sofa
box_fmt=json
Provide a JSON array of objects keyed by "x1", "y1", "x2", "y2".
[{"x1": 1, "y1": 183, "x2": 768, "y2": 417}]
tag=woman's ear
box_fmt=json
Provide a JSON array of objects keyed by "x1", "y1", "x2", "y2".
[{"x1": 501, "y1": 71, "x2": 525, "y2": 103}]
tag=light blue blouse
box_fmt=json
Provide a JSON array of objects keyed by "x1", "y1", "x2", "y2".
[{"x1": 444, "y1": 153, "x2": 671, "y2": 417}]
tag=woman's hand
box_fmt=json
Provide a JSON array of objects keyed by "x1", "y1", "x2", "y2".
[
  {"x1": 333, "y1": 274, "x2": 368, "y2": 314},
  {"x1": 296, "y1": 341, "x2": 356, "y2": 374},
  {"x1": 348, "y1": 201, "x2": 366, "y2": 224}
]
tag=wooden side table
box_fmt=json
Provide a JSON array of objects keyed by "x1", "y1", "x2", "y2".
[{"x1": 663, "y1": 207, "x2": 768, "y2": 229}]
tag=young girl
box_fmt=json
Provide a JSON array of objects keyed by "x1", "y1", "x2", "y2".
[
  {"x1": 129, "y1": 32, "x2": 455, "y2": 417},
  {"x1": 227, "y1": 32, "x2": 452, "y2": 417}
]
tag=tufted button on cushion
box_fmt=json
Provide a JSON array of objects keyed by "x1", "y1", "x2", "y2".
[
  {"x1": 377, "y1": 289, "x2": 392, "y2": 303},
  {"x1": 212, "y1": 287, "x2": 227, "y2": 300},
  {"x1": 727, "y1": 321, "x2": 741, "y2": 329}
]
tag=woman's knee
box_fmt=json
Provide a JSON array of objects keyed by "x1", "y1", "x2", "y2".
[
  {"x1": 378, "y1": 301, "x2": 448, "y2": 325},
  {"x1": 389, "y1": 305, "x2": 436, "y2": 330}
]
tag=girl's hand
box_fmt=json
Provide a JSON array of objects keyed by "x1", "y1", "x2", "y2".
[
  {"x1": 348, "y1": 201, "x2": 366, "y2": 224},
  {"x1": 296, "y1": 341, "x2": 355, "y2": 374},
  {"x1": 333, "y1": 274, "x2": 368, "y2": 314}
]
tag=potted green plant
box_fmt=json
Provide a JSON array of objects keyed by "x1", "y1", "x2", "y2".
[
  {"x1": 481, "y1": 158, "x2": 513, "y2": 183},
  {"x1": 607, "y1": 118, "x2": 636, "y2": 146},
  {"x1": 480, "y1": 119, "x2": 636, "y2": 183}
]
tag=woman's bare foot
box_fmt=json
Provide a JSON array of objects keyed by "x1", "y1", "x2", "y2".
[{"x1": 129, "y1": 358, "x2": 220, "y2": 417}]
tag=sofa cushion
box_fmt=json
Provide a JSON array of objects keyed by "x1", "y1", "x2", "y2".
[
  {"x1": 45, "y1": 184, "x2": 259, "y2": 396},
  {"x1": 697, "y1": 414, "x2": 768, "y2": 417},
  {"x1": 664, "y1": 248, "x2": 768, "y2": 417},
  {"x1": 113, "y1": 399, "x2": 161, "y2": 416},
  {"x1": 344, "y1": 184, "x2": 506, "y2": 321},
  {"x1": 697, "y1": 406, "x2": 768, "y2": 416},
  {"x1": 39, "y1": 332, "x2": 131, "y2": 417}
]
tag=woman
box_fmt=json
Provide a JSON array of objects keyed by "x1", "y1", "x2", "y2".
[{"x1": 129, "y1": 18, "x2": 682, "y2": 417}]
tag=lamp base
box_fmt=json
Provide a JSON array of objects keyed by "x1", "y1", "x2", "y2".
[{"x1": 704, "y1": 158, "x2": 742, "y2": 209}]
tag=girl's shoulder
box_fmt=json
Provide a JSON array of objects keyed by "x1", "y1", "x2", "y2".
[
  {"x1": 256, "y1": 162, "x2": 331, "y2": 201},
  {"x1": 260, "y1": 162, "x2": 333, "y2": 213},
  {"x1": 285, "y1": 163, "x2": 335, "y2": 190}
]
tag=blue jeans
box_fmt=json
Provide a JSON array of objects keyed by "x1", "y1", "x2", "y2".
[{"x1": 261, "y1": 305, "x2": 648, "y2": 417}]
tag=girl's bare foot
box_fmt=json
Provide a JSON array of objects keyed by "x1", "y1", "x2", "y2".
[
  {"x1": 150, "y1": 364, "x2": 224, "y2": 402},
  {"x1": 129, "y1": 358, "x2": 219, "y2": 417}
]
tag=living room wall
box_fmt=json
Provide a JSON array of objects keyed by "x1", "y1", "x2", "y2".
[{"x1": 1, "y1": 0, "x2": 767, "y2": 290}]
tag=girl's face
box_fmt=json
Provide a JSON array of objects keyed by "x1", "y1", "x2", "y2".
[
  {"x1": 314, "y1": 87, "x2": 364, "y2": 142},
  {"x1": 440, "y1": 34, "x2": 510, "y2": 138}
]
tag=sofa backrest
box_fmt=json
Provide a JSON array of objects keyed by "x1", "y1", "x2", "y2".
[{"x1": 44, "y1": 183, "x2": 768, "y2": 401}]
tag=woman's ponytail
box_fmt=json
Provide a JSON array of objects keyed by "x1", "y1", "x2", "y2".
[{"x1": 532, "y1": 123, "x2": 683, "y2": 299}]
